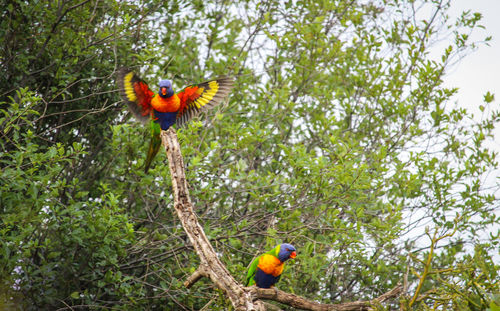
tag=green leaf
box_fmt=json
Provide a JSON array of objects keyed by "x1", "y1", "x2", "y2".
[{"x1": 484, "y1": 91, "x2": 495, "y2": 103}]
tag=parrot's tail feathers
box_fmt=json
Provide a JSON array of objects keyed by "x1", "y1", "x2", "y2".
[
  {"x1": 144, "y1": 145, "x2": 160, "y2": 173},
  {"x1": 144, "y1": 132, "x2": 162, "y2": 173}
]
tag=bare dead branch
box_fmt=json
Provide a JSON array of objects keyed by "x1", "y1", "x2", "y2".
[
  {"x1": 184, "y1": 268, "x2": 208, "y2": 289},
  {"x1": 252, "y1": 285, "x2": 402, "y2": 311}
]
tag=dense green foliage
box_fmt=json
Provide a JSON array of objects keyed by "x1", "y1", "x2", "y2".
[{"x1": 1, "y1": 0, "x2": 499, "y2": 310}]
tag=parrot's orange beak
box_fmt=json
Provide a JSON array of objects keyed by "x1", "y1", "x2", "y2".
[
  {"x1": 290, "y1": 251, "x2": 297, "y2": 259},
  {"x1": 161, "y1": 87, "x2": 167, "y2": 95}
]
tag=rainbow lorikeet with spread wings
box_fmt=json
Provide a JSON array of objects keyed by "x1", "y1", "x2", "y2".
[
  {"x1": 245, "y1": 244, "x2": 297, "y2": 288},
  {"x1": 116, "y1": 68, "x2": 234, "y2": 172}
]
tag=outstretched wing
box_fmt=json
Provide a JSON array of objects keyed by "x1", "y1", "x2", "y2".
[
  {"x1": 117, "y1": 67, "x2": 154, "y2": 124},
  {"x1": 176, "y1": 77, "x2": 234, "y2": 127}
]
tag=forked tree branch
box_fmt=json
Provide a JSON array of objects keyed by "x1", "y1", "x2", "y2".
[{"x1": 160, "y1": 128, "x2": 401, "y2": 311}]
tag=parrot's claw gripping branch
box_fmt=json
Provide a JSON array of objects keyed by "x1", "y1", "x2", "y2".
[{"x1": 160, "y1": 128, "x2": 402, "y2": 311}]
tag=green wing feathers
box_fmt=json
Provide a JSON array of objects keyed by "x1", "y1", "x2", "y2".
[{"x1": 245, "y1": 255, "x2": 261, "y2": 286}]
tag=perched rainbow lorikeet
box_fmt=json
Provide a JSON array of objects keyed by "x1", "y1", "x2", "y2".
[
  {"x1": 116, "y1": 67, "x2": 234, "y2": 172},
  {"x1": 245, "y1": 244, "x2": 297, "y2": 288}
]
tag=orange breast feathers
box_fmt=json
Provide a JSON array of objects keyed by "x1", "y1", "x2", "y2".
[
  {"x1": 151, "y1": 94, "x2": 180, "y2": 113},
  {"x1": 257, "y1": 254, "x2": 284, "y2": 277}
]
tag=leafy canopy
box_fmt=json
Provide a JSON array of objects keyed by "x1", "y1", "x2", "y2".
[{"x1": 0, "y1": 0, "x2": 498, "y2": 310}]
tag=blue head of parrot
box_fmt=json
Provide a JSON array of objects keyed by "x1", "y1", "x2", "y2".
[
  {"x1": 158, "y1": 79, "x2": 174, "y2": 98},
  {"x1": 278, "y1": 243, "x2": 297, "y2": 262}
]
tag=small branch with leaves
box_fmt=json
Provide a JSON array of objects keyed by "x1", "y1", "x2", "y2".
[{"x1": 406, "y1": 216, "x2": 461, "y2": 309}]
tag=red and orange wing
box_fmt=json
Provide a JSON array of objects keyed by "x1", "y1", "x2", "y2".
[
  {"x1": 117, "y1": 67, "x2": 155, "y2": 124},
  {"x1": 175, "y1": 76, "x2": 234, "y2": 127}
]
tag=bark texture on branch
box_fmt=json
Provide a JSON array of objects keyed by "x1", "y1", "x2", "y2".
[
  {"x1": 183, "y1": 268, "x2": 207, "y2": 289},
  {"x1": 161, "y1": 128, "x2": 401, "y2": 311},
  {"x1": 253, "y1": 286, "x2": 402, "y2": 311}
]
